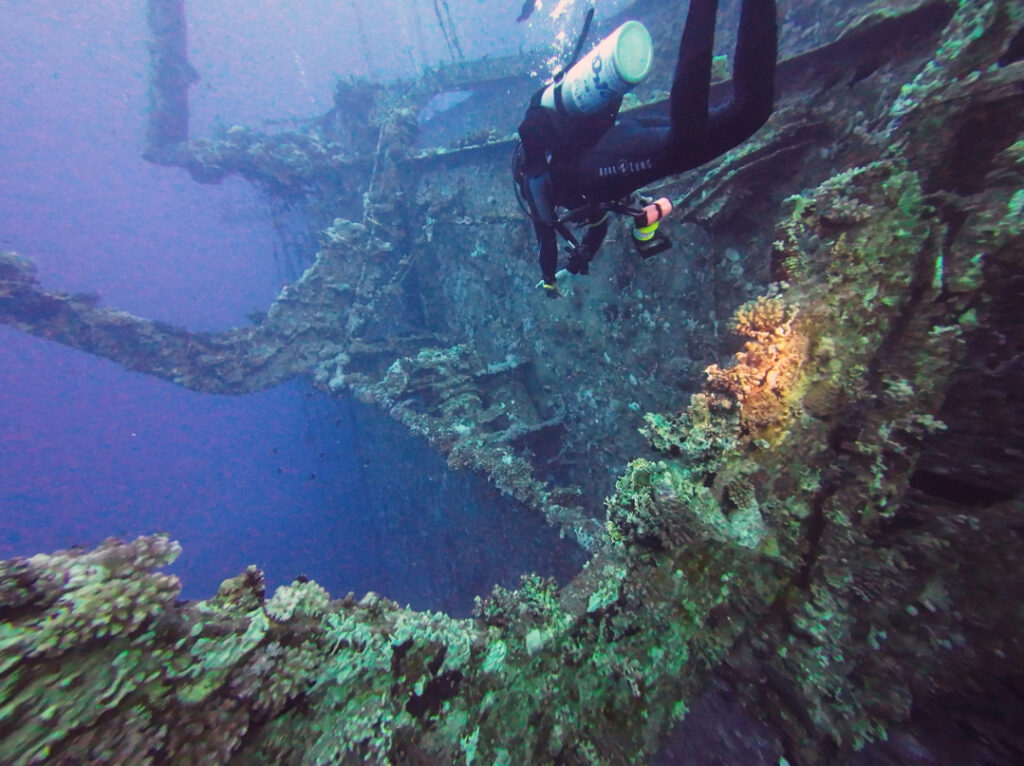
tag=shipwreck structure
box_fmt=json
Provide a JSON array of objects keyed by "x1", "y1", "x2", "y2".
[{"x1": 1, "y1": 0, "x2": 1022, "y2": 763}]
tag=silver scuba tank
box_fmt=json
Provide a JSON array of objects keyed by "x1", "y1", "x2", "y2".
[{"x1": 541, "y1": 20, "x2": 653, "y2": 115}]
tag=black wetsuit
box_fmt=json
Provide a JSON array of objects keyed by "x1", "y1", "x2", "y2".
[{"x1": 517, "y1": 0, "x2": 778, "y2": 285}]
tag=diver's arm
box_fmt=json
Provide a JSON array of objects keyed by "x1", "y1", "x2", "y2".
[
  {"x1": 518, "y1": 106, "x2": 555, "y2": 177},
  {"x1": 518, "y1": 109, "x2": 559, "y2": 284},
  {"x1": 521, "y1": 169, "x2": 558, "y2": 285}
]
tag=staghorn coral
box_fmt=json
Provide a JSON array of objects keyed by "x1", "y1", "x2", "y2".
[
  {"x1": 473, "y1": 573, "x2": 562, "y2": 629},
  {"x1": 640, "y1": 392, "x2": 740, "y2": 462},
  {"x1": 0, "y1": 537, "x2": 182, "y2": 762},
  {"x1": 0, "y1": 536, "x2": 336, "y2": 765}
]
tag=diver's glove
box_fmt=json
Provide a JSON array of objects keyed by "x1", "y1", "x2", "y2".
[{"x1": 566, "y1": 247, "x2": 592, "y2": 275}]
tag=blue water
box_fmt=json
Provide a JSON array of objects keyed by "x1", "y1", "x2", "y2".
[{"x1": 0, "y1": 1, "x2": 593, "y2": 614}]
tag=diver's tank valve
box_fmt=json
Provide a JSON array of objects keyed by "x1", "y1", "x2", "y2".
[{"x1": 541, "y1": 20, "x2": 653, "y2": 115}]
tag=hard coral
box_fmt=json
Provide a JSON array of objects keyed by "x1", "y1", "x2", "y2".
[
  {"x1": 0, "y1": 535, "x2": 181, "y2": 658},
  {"x1": 706, "y1": 296, "x2": 808, "y2": 439},
  {"x1": 265, "y1": 579, "x2": 330, "y2": 622},
  {"x1": 640, "y1": 393, "x2": 740, "y2": 462},
  {"x1": 731, "y1": 295, "x2": 796, "y2": 337},
  {"x1": 725, "y1": 478, "x2": 757, "y2": 512},
  {"x1": 209, "y1": 564, "x2": 266, "y2": 615}
]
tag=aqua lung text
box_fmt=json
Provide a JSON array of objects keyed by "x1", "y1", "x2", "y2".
[{"x1": 599, "y1": 157, "x2": 654, "y2": 177}]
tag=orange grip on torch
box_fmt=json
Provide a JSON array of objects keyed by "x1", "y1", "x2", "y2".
[{"x1": 636, "y1": 197, "x2": 672, "y2": 227}]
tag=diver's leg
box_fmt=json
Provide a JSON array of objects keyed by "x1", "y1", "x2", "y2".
[
  {"x1": 572, "y1": 0, "x2": 776, "y2": 200},
  {"x1": 728, "y1": 0, "x2": 776, "y2": 128},
  {"x1": 669, "y1": 0, "x2": 720, "y2": 139},
  {"x1": 699, "y1": 0, "x2": 778, "y2": 158}
]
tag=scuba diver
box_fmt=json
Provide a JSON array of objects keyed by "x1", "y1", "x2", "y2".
[{"x1": 514, "y1": 0, "x2": 778, "y2": 296}]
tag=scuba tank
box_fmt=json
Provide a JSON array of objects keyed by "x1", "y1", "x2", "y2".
[{"x1": 541, "y1": 20, "x2": 653, "y2": 115}]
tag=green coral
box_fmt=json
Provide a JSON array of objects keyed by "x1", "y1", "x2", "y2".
[
  {"x1": 1003, "y1": 189, "x2": 1024, "y2": 236},
  {"x1": 265, "y1": 579, "x2": 330, "y2": 622},
  {"x1": 0, "y1": 536, "x2": 181, "y2": 661},
  {"x1": 0, "y1": 537, "x2": 182, "y2": 763},
  {"x1": 889, "y1": 0, "x2": 1021, "y2": 119},
  {"x1": 640, "y1": 393, "x2": 740, "y2": 463}
]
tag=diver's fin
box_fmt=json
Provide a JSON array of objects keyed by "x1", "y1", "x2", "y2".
[{"x1": 517, "y1": 0, "x2": 538, "y2": 23}]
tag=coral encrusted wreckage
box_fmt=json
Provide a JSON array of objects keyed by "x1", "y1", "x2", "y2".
[{"x1": 1, "y1": 0, "x2": 1022, "y2": 763}]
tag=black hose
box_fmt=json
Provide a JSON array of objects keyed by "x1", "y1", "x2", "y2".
[{"x1": 554, "y1": 7, "x2": 595, "y2": 82}]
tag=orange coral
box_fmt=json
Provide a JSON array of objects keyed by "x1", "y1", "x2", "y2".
[
  {"x1": 731, "y1": 295, "x2": 794, "y2": 337},
  {"x1": 706, "y1": 297, "x2": 808, "y2": 439}
]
